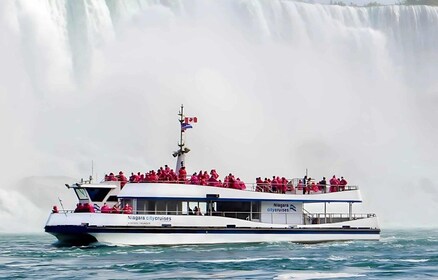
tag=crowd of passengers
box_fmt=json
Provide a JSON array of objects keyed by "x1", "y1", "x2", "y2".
[
  {"x1": 256, "y1": 175, "x2": 348, "y2": 194},
  {"x1": 104, "y1": 166, "x2": 348, "y2": 194},
  {"x1": 104, "y1": 165, "x2": 247, "y2": 190},
  {"x1": 71, "y1": 202, "x2": 133, "y2": 214}
]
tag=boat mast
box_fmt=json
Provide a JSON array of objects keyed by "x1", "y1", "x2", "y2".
[{"x1": 174, "y1": 104, "x2": 190, "y2": 172}]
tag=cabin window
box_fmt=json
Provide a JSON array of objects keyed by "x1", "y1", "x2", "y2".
[
  {"x1": 86, "y1": 188, "x2": 111, "y2": 202},
  {"x1": 146, "y1": 201, "x2": 156, "y2": 214},
  {"x1": 251, "y1": 201, "x2": 260, "y2": 220},
  {"x1": 107, "y1": 195, "x2": 118, "y2": 202},
  {"x1": 156, "y1": 200, "x2": 166, "y2": 214},
  {"x1": 167, "y1": 201, "x2": 181, "y2": 215},
  {"x1": 217, "y1": 201, "x2": 251, "y2": 220},
  {"x1": 137, "y1": 199, "x2": 147, "y2": 214},
  {"x1": 74, "y1": 188, "x2": 89, "y2": 200},
  {"x1": 206, "y1": 201, "x2": 217, "y2": 216}
]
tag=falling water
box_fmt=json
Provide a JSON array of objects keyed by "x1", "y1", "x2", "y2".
[{"x1": 0, "y1": 0, "x2": 437, "y2": 232}]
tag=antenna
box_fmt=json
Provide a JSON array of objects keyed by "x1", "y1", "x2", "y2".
[
  {"x1": 90, "y1": 160, "x2": 94, "y2": 183},
  {"x1": 58, "y1": 197, "x2": 67, "y2": 216},
  {"x1": 174, "y1": 104, "x2": 192, "y2": 172}
]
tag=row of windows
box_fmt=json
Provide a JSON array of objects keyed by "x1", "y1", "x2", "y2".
[{"x1": 121, "y1": 199, "x2": 261, "y2": 220}]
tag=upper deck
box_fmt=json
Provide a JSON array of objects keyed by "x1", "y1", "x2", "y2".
[{"x1": 116, "y1": 182, "x2": 363, "y2": 203}]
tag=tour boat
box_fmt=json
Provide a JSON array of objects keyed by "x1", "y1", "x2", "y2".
[{"x1": 44, "y1": 106, "x2": 380, "y2": 246}]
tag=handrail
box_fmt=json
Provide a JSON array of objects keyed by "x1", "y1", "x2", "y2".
[
  {"x1": 53, "y1": 209, "x2": 376, "y2": 226},
  {"x1": 54, "y1": 209, "x2": 376, "y2": 221},
  {"x1": 97, "y1": 178, "x2": 359, "y2": 195}
]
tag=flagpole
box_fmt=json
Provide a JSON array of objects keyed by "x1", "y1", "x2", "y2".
[
  {"x1": 174, "y1": 104, "x2": 190, "y2": 172},
  {"x1": 178, "y1": 104, "x2": 184, "y2": 149}
]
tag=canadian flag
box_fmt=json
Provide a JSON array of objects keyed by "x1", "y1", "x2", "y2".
[{"x1": 184, "y1": 117, "x2": 198, "y2": 123}]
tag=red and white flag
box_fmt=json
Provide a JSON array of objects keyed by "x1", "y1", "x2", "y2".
[{"x1": 184, "y1": 117, "x2": 198, "y2": 123}]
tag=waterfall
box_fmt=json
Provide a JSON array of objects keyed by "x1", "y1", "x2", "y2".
[{"x1": 0, "y1": 0, "x2": 437, "y2": 231}]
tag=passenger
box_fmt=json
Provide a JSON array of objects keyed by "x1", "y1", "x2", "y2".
[
  {"x1": 271, "y1": 176, "x2": 278, "y2": 193},
  {"x1": 139, "y1": 173, "x2": 146, "y2": 182},
  {"x1": 287, "y1": 180, "x2": 295, "y2": 193},
  {"x1": 228, "y1": 174, "x2": 237, "y2": 189},
  {"x1": 108, "y1": 172, "x2": 117, "y2": 181},
  {"x1": 170, "y1": 169, "x2": 178, "y2": 183},
  {"x1": 339, "y1": 176, "x2": 348, "y2": 191},
  {"x1": 178, "y1": 166, "x2": 187, "y2": 183},
  {"x1": 236, "y1": 178, "x2": 246, "y2": 190},
  {"x1": 123, "y1": 203, "x2": 133, "y2": 214},
  {"x1": 281, "y1": 177, "x2": 288, "y2": 194},
  {"x1": 263, "y1": 178, "x2": 270, "y2": 192},
  {"x1": 198, "y1": 170, "x2": 204, "y2": 181},
  {"x1": 111, "y1": 204, "x2": 121, "y2": 214},
  {"x1": 52, "y1": 205, "x2": 59, "y2": 213},
  {"x1": 82, "y1": 202, "x2": 94, "y2": 213},
  {"x1": 101, "y1": 203, "x2": 111, "y2": 213},
  {"x1": 210, "y1": 169, "x2": 219, "y2": 180},
  {"x1": 104, "y1": 174, "x2": 109, "y2": 181},
  {"x1": 207, "y1": 175, "x2": 218, "y2": 186},
  {"x1": 200, "y1": 174, "x2": 207, "y2": 186},
  {"x1": 190, "y1": 173, "x2": 199, "y2": 185},
  {"x1": 223, "y1": 175, "x2": 229, "y2": 188},
  {"x1": 129, "y1": 172, "x2": 138, "y2": 183},
  {"x1": 329, "y1": 175, "x2": 339, "y2": 192},
  {"x1": 157, "y1": 168, "x2": 165, "y2": 182},
  {"x1": 318, "y1": 177, "x2": 327, "y2": 193},
  {"x1": 74, "y1": 203, "x2": 82, "y2": 213},
  {"x1": 311, "y1": 181, "x2": 319, "y2": 193},
  {"x1": 164, "y1": 164, "x2": 170, "y2": 175},
  {"x1": 256, "y1": 177, "x2": 263, "y2": 192},
  {"x1": 306, "y1": 177, "x2": 312, "y2": 194},
  {"x1": 193, "y1": 206, "x2": 202, "y2": 216},
  {"x1": 118, "y1": 171, "x2": 128, "y2": 188},
  {"x1": 188, "y1": 207, "x2": 194, "y2": 215},
  {"x1": 150, "y1": 170, "x2": 158, "y2": 182}
]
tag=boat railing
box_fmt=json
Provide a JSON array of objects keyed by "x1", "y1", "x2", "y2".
[
  {"x1": 302, "y1": 212, "x2": 377, "y2": 225},
  {"x1": 245, "y1": 183, "x2": 358, "y2": 194},
  {"x1": 99, "y1": 178, "x2": 359, "y2": 194},
  {"x1": 52, "y1": 209, "x2": 376, "y2": 225}
]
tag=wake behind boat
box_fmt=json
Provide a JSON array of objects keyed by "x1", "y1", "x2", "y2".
[{"x1": 45, "y1": 105, "x2": 380, "y2": 246}]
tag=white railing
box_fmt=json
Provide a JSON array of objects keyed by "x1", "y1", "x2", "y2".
[{"x1": 54, "y1": 209, "x2": 376, "y2": 225}]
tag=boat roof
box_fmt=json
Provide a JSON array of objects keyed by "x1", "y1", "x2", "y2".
[{"x1": 117, "y1": 183, "x2": 363, "y2": 203}]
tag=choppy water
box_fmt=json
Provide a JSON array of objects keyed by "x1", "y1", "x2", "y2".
[{"x1": 1, "y1": 229, "x2": 437, "y2": 279}]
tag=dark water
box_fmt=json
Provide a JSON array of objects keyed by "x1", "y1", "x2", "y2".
[{"x1": 1, "y1": 229, "x2": 437, "y2": 279}]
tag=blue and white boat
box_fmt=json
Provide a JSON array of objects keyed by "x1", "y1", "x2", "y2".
[{"x1": 45, "y1": 106, "x2": 380, "y2": 246}]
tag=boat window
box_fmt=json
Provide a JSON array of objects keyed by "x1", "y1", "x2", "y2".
[
  {"x1": 217, "y1": 201, "x2": 251, "y2": 220},
  {"x1": 85, "y1": 188, "x2": 112, "y2": 202},
  {"x1": 107, "y1": 195, "x2": 118, "y2": 202},
  {"x1": 137, "y1": 199, "x2": 147, "y2": 214},
  {"x1": 251, "y1": 201, "x2": 260, "y2": 220},
  {"x1": 74, "y1": 188, "x2": 89, "y2": 200},
  {"x1": 156, "y1": 200, "x2": 166, "y2": 215},
  {"x1": 146, "y1": 201, "x2": 156, "y2": 214},
  {"x1": 206, "y1": 201, "x2": 217, "y2": 215},
  {"x1": 167, "y1": 201, "x2": 181, "y2": 215}
]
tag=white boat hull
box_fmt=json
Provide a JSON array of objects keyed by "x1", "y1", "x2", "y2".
[
  {"x1": 45, "y1": 213, "x2": 380, "y2": 245},
  {"x1": 91, "y1": 232, "x2": 379, "y2": 246}
]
